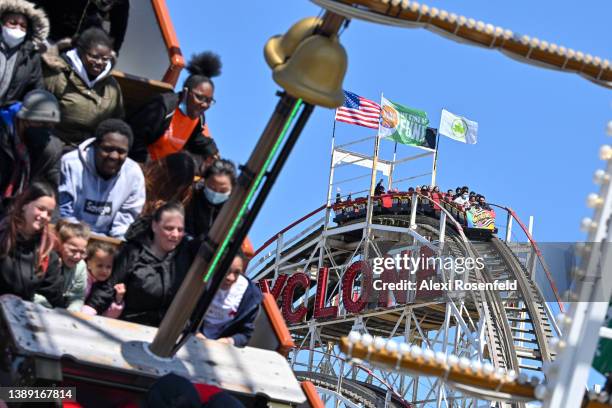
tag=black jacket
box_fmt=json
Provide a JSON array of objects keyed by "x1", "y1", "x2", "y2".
[
  {"x1": 0, "y1": 0, "x2": 48, "y2": 106},
  {"x1": 185, "y1": 184, "x2": 225, "y2": 240},
  {"x1": 0, "y1": 42, "x2": 44, "y2": 106},
  {"x1": 86, "y1": 221, "x2": 199, "y2": 327},
  {"x1": 201, "y1": 279, "x2": 262, "y2": 347},
  {"x1": 0, "y1": 235, "x2": 64, "y2": 306},
  {"x1": 0, "y1": 104, "x2": 62, "y2": 214},
  {"x1": 127, "y1": 92, "x2": 218, "y2": 163}
]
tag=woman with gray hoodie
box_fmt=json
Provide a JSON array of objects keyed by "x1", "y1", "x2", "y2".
[{"x1": 0, "y1": 0, "x2": 49, "y2": 105}]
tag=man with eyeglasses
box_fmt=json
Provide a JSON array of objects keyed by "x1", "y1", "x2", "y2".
[
  {"x1": 58, "y1": 118, "x2": 145, "y2": 239},
  {"x1": 128, "y1": 52, "x2": 220, "y2": 171}
]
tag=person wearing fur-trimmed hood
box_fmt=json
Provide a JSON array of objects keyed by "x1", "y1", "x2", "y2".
[
  {"x1": 127, "y1": 51, "x2": 220, "y2": 169},
  {"x1": 0, "y1": 0, "x2": 49, "y2": 106}
]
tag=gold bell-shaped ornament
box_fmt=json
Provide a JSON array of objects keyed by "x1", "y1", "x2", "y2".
[
  {"x1": 264, "y1": 16, "x2": 322, "y2": 69},
  {"x1": 272, "y1": 34, "x2": 347, "y2": 108}
]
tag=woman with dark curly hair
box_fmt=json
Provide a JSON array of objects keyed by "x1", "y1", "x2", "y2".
[
  {"x1": 128, "y1": 51, "x2": 221, "y2": 166},
  {"x1": 0, "y1": 182, "x2": 63, "y2": 306}
]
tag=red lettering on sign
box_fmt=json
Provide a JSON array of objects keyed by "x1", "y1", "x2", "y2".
[
  {"x1": 281, "y1": 273, "x2": 310, "y2": 324},
  {"x1": 342, "y1": 261, "x2": 372, "y2": 314},
  {"x1": 266, "y1": 274, "x2": 288, "y2": 300},
  {"x1": 313, "y1": 267, "x2": 338, "y2": 319},
  {"x1": 378, "y1": 250, "x2": 412, "y2": 307}
]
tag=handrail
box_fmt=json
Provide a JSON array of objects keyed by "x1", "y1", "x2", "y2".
[
  {"x1": 413, "y1": 193, "x2": 470, "y2": 242},
  {"x1": 293, "y1": 347, "x2": 411, "y2": 407},
  {"x1": 151, "y1": 0, "x2": 185, "y2": 85},
  {"x1": 254, "y1": 204, "x2": 327, "y2": 256},
  {"x1": 488, "y1": 203, "x2": 564, "y2": 312},
  {"x1": 255, "y1": 192, "x2": 472, "y2": 257}
]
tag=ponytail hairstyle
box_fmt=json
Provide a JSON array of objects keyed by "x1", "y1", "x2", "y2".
[
  {"x1": 0, "y1": 182, "x2": 57, "y2": 276},
  {"x1": 182, "y1": 52, "x2": 222, "y2": 92}
]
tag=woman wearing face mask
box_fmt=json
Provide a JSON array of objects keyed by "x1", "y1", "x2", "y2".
[
  {"x1": 185, "y1": 158, "x2": 236, "y2": 240},
  {"x1": 453, "y1": 191, "x2": 470, "y2": 208},
  {"x1": 86, "y1": 201, "x2": 199, "y2": 326},
  {"x1": 42, "y1": 26, "x2": 123, "y2": 150},
  {"x1": 0, "y1": 0, "x2": 49, "y2": 106},
  {"x1": 0, "y1": 182, "x2": 64, "y2": 306},
  {"x1": 128, "y1": 52, "x2": 220, "y2": 167}
]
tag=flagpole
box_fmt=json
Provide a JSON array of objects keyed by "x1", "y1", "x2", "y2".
[
  {"x1": 387, "y1": 141, "x2": 397, "y2": 190},
  {"x1": 363, "y1": 92, "x2": 383, "y2": 260},
  {"x1": 430, "y1": 125, "x2": 441, "y2": 186},
  {"x1": 324, "y1": 117, "x2": 338, "y2": 230}
]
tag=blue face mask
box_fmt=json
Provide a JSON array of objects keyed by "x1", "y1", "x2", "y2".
[{"x1": 204, "y1": 186, "x2": 230, "y2": 205}]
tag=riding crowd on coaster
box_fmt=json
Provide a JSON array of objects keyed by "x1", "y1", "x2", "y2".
[
  {"x1": 0, "y1": 0, "x2": 262, "y2": 360},
  {"x1": 337, "y1": 181, "x2": 494, "y2": 212}
]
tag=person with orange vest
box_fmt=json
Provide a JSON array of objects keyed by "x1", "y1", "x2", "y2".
[{"x1": 128, "y1": 52, "x2": 220, "y2": 169}]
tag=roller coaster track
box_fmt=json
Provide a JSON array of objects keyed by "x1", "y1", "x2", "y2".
[
  {"x1": 296, "y1": 371, "x2": 408, "y2": 408},
  {"x1": 474, "y1": 238, "x2": 555, "y2": 369},
  {"x1": 251, "y1": 203, "x2": 558, "y2": 406}
]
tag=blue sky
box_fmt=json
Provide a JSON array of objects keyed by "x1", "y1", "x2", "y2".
[{"x1": 166, "y1": 0, "x2": 611, "y2": 247}]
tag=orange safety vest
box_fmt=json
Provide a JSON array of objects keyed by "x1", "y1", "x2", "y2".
[{"x1": 147, "y1": 107, "x2": 210, "y2": 160}]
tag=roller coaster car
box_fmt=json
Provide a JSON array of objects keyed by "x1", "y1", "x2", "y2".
[{"x1": 332, "y1": 194, "x2": 497, "y2": 239}]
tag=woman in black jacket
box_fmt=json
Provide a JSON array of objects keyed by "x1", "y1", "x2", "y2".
[
  {"x1": 185, "y1": 158, "x2": 236, "y2": 240},
  {"x1": 128, "y1": 52, "x2": 220, "y2": 166},
  {"x1": 0, "y1": 0, "x2": 48, "y2": 105},
  {"x1": 0, "y1": 182, "x2": 63, "y2": 306},
  {"x1": 86, "y1": 201, "x2": 198, "y2": 326}
]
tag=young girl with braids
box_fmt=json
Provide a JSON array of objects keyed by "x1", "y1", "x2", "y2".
[
  {"x1": 128, "y1": 51, "x2": 222, "y2": 168},
  {"x1": 0, "y1": 182, "x2": 63, "y2": 306}
]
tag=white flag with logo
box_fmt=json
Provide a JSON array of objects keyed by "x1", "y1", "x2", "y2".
[{"x1": 439, "y1": 109, "x2": 478, "y2": 144}]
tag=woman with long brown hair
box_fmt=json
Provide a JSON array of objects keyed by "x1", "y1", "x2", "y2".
[{"x1": 0, "y1": 182, "x2": 64, "y2": 306}]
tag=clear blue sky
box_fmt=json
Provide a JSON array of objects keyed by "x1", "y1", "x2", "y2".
[{"x1": 166, "y1": 0, "x2": 611, "y2": 247}]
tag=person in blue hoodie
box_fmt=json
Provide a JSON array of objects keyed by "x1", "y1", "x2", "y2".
[
  {"x1": 58, "y1": 118, "x2": 145, "y2": 239},
  {"x1": 198, "y1": 251, "x2": 262, "y2": 347}
]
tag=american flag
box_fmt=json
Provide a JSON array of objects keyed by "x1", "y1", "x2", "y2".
[{"x1": 334, "y1": 90, "x2": 381, "y2": 129}]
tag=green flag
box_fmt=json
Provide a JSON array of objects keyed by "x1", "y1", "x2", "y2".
[
  {"x1": 592, "y1": 302, "x2": 612, "y2": 375},
  {"x1": 378, "y1": 96, "x2": 431, "y2": 150}
]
